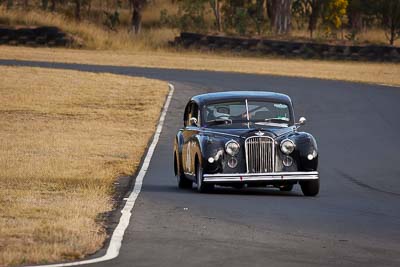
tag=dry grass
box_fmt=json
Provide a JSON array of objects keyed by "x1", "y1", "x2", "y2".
[
  {"x1": 357, "y1": 28, "x2": 397, "y2": 46},
  {"x1": 0, "y1": 46, "x2": 399, "y2": 87},
  {"x1": 0, "y1": 66, "x2": 168, "y2": 266},
  {"x1": 142, "y1": 0, "x2": 178, "y2": 26},
  {"x1": 0, "y1": 8, "x2": 177, "y2": 51},
  {"x1": 289, "y1": 28, "x2": 399, "y2": 46}
]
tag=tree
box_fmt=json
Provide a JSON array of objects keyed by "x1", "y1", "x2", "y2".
[
  {"x1": 266, "y1": 0, "x2": 273, "y2": 21},
  {"x1": 347, "y1": 0, "x2": 363, "y2": 31},
  {"x1": 42, "y1": 0, "x2": 48, "y2": 10},
  {"x1": 23, "y1": 0, "x2": 29, "y2": 9},
  {"x1": 248, "y1": 0, "x2": 267, "y2": 35},
  {"x1": 377, "y1": 0, "x2": 400, "y2": 45},
  {"x1": 50, "y1": 0, "x2": 56, "y2": 12},
  {"x1": 210, "y1": 0, "x2": 222, "y2": 32},
  {"x1": 6, "y1": 0, "x2": 13, "y2": 9},
  {"x1": 177, "y1": 0, "x2": 208, "y2": 32},
  {"x1": 74, "y1": 0, "x2": 81, "y2": 21},
  {"x1": 271, "y1": 0, "x2": 293, "y2": 34},
  {"x1": 130, "y1": 0, "x2": 147, "y2": 34},
  {"x1": 308, "y1": 0, "x2": 323, "y2": 38},
  {"x1": 323, "y1": 0, "x2": 348, "y2": 37}
]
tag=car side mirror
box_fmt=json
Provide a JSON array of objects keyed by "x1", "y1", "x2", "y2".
[
  {"x1": 189, "y1": 117, "x2": 198, "y2": 127},
  {"x1": 296, "y1": 117, "x2": 306, "y2": 128}
]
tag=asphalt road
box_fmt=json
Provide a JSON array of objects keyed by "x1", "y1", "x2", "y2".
[{"x1": 2, "y1": 60, "x2": 400, "y2": 266}]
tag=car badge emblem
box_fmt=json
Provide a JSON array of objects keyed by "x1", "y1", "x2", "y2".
[{"x1": 255, "y1": 131, "x2": 264, "y2": 136}]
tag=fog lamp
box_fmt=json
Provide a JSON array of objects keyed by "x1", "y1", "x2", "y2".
[
  {"x1": 283, "y1": 156, "x2": 293, "y2": 167},
  {"x1": 208, "y1": 157, "x2": 215, "y2": 163},
  {"x1": 227, "y1": 157, "x2": 238, "y2": 168}
]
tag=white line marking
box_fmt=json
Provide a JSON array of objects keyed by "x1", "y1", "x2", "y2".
[
  {"x1": 27, "y1": 84, "x2": 175, "y2": 267},
  {"x1": 377, "y1": 83, "x2": 400, "y2": 88}
]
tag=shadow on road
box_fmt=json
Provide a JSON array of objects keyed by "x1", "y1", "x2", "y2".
[{"x1": 142, "y1": 184, "x2": 304, "y2": 197}]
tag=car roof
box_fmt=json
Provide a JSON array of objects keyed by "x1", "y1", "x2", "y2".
[{"x1": 191, "y1": 91, "x2": 292, "y2": 105}]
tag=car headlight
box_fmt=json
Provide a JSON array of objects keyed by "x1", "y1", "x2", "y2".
[
  {"x1": 225, "y1": 140, "x2": 240, "y2": 156},
  {"x1": 280, "y1": 139, "x2": 295, "y2": 154}
]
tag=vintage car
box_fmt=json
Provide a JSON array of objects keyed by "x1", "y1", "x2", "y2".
[{"x1": 173, "y1": 91, "x2": 319, "y2": 196}]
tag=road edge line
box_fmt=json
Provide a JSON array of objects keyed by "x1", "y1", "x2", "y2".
[{"x1": 27, "y1": 83, "x2": 175, "y2": 267}]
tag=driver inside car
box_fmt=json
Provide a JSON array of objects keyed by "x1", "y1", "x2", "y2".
[{"x1": 207, "y1": 106, "x2": 230, "y2": 121}]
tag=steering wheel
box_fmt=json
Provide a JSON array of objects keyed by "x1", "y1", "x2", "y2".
[{"x1": 215, "y1": 115, "x2": 232, "y2": 124}]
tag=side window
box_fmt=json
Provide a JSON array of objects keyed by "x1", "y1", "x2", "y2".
[
  {"x1": 191, "y1": 102, "x2": 199, "y2": 126},
  {"x1": 183, "y1": 101, "x2": 191, "y2": 127},
  {"x1": 184, "y1": 101, "x2": 200, "y2": 127}
]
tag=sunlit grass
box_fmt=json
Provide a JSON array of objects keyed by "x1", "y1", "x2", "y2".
[
  {"x1": 0, "y1": 8, "x2": 177, "y2": 51},
  {"x1": 0, "y1": 66, "x2": 168, "y2": 266},
  {"x1": 1, "y1": 46, "x2": 399, "y2": 87}
]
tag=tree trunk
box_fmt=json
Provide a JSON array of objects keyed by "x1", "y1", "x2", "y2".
[
  {"x1": 390, "y1": 19, "x2": 395, "y2": 45},
  {"x1": 42, "y1": 0, "x2": 48, "y2": 10},
  {"x1": 50, "y1": 0, "x2": 56, "y2": 12},
  {"x1": 210, "y1": 0, "x2": 222, "y2": 32},
  {"x1": 6, "y1": 0, "x2": 13, "y2": 10},
  {"x1": 87, "y1": 0, "x2": 92, "y2": 13},
  {"x1": 75, "y1": 0, "x2": 81, "y2": 21},
  {"x1": 308, "y1": 0, "x2": 321, "y2": 38},
  {"x1": 130, "y1": 0, "x2": 144, "y2": 34},
  {"x1": 349, "y1": 10, "x2": 362, "y2": 32},
  {"x1": 381, "y1": 0, "x2": 400, "y2": 46},
  {"x1": 271, "y1": 0, "x2": 292, "y2": 35},
  {"x1": 266, "y1": 0, "x2": 273, "y2": 21}
]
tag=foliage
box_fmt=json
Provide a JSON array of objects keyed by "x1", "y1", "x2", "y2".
[
  {"x1": 233, "y1": 7, "x2": 247, "y2": 35},
  {"x1": 375, "y1": 0, "x2": 400, "y2": 45},
  {"x1": 324, "y1": 0, "x2": 348, "y2": 29},
  {"x1": 104, "y1": 10, "x2": 120, "y2": 31},
  {"x1": 0, "y1": 0, "x2": 399, "y2": 45},
  {"x1": 248, "y1": 0, "x2": 268, "y2": 35},
  {"x1": 292, "y1": 0, "x2": 310, "y2": 29},
  {"x1": 176, "y1": 0, "x2": 208, "y2": 32},
  {"x1": 323, "y1": 0, "x2": 348, "y2": 36}
]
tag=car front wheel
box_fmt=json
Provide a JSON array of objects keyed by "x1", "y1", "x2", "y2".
[
  {"x1": 175, "y1": 153, "x2": 192, "y2": 189},
  {"x1": 300, "y1": 179, "x2": 320, "y2": 196},
  {"x1": 196, "y1": 162, "x2": 213, "y2": 193}
]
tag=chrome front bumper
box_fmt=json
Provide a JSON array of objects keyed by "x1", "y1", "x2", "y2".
[{"x1": 203, "y1": 171, "x2": 319, "y2": 183}]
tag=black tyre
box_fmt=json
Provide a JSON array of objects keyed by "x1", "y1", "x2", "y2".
[
  {"x1": 196, "y1": 162, "x2": 213, "y2": 193},
  {"x1": 175, "y1": 153, "x2": 192, "y2": 189},
  {"x1": 300, "y1": 179, "x2": 320, "y2": 196},
  {"x1": 279, "y1": 184, "x2": 294, "y2": 192}
]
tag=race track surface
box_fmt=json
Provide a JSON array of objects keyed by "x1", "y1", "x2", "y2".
[{"x1": 1, "y1": 60, "x2": 400, "y2": 267}]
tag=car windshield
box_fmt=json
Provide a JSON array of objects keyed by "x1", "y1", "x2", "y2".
[{"x1": 204, "y1": 100, "x2": 291, "y2": 127}]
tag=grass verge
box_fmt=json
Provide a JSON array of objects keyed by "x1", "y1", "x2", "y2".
[
  {"x1": 0, "y1": 66, "x2": 168, "y2": 266},
  {"x1": 0, "y1": 8, "x2": 177, "y2": 50},
  {"x1": 0, "y1": 46, "x2": 399, "y2": 87}
]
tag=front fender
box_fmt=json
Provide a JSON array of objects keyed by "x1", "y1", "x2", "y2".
[
  {"x1": 192, "y1": 134, "x2": 208, "y2": 169},
  {"x1": 174, "y1": 131, "x2": 185, "y2": 175},
  {"x1": 175, "y1": 131, "x2": 184, "y2": 154},
  {"x1": 196, "y1": 134, "x2": 244, "y2": 174},
  {"x1": 292, "y1": 132, "x2": 318, "y2": 171}
]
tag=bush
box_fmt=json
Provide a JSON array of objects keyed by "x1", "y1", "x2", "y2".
[{"x1": 177, "y1": 0, "x2": 208, "y2": 32}]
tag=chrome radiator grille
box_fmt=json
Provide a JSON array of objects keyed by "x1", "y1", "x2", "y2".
[{"x1": 245, "y1": 136, "x2": 275, "y2": 173}]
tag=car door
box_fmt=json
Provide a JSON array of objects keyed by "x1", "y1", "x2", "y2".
[{"x1": 182, "y1": 101, "x2": 200, "y2": 176}]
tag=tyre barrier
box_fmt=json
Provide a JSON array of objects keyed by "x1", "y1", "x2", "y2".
[
  {"x1": 172, "y1": 32, "x2": 400, "y2": 62},
  {"x1": 0, "y1": 26, "x2": 78, "y2": 47}
]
